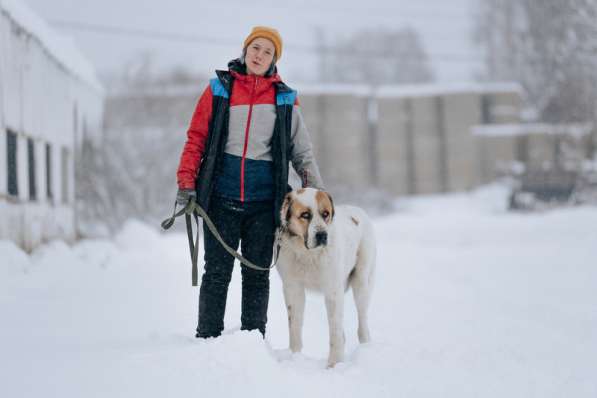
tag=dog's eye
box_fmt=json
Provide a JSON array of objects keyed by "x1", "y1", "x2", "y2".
[
  {"x1": 322, "y1": 211, "x2": 329, "y2": 219},
  {"x1": 300, "y1": 212, "x2": 311, "y2": 220}
]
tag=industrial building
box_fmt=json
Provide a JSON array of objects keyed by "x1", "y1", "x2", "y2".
[{"x1": 0, "y1": 0, "x2": 104, "y2": 250}]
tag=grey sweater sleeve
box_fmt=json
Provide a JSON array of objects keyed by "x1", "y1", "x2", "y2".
[{"x1": 290, "y1": 103, "x2": 325, "y2": 189}]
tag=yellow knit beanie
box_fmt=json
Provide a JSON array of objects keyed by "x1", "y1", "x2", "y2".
[{"x1": 243, "y1": 26, "x2": 283, "y2": 60}]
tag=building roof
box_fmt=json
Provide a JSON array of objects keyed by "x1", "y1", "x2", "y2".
[
  {"x1": 376, "y1": 82, "x2": 523, "y2": 98},
  {"x1": 294, "y1": 83, "x2": 373, "y2": 97},
  {"x1": 293, "y1": 82, "x2": 523, "y2": 98},
  {"x1": 472, "y1": 123, "x2": 593, "y2": 137},
  {"x1": 0, "y1": 0, "x2": 103, "y2": 92}
]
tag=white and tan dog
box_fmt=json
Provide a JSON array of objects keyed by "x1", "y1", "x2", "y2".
[{"x1": 276, "y1": 188, "x2": 376, "y2": 368}]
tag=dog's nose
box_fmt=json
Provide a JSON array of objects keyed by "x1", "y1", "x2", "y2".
[{"x1": 315, "y1": 231, "x2": 328, "y2": 246}]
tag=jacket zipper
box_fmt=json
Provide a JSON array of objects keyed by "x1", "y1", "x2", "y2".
[{"x1": 240, "y1": 76, "x2": 258, "y2": 202}]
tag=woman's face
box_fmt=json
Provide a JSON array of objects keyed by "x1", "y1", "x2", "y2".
[{"x1": 245, "y1": 37, "x2": 276, "y2": 76}]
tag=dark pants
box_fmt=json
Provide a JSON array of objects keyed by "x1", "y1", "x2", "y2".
[{"x1": 196, "y1": 196, "x2": 275, "y2": 338}]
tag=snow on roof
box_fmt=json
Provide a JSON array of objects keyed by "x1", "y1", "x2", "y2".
[
  {"x1": 376, "y1": 82, "x2": 523, "y2": 98},
  {"x1": 472, "y1": 123, "x2": 593, "y2": 137},
  {"x1": 1, "y1": 0, "x2": 103, "y2": 93},
  {"x1": 293, "y1": 82, "x2": 523, "y2": 99}
]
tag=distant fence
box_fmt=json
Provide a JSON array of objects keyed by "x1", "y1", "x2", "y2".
[{"x1": 297, "y1": 83, "x2": 595, "y2": 196}]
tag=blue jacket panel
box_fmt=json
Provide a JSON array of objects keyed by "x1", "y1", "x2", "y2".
[{"x1": 214, "y1": 153, "x2": 275, "y2": 201}]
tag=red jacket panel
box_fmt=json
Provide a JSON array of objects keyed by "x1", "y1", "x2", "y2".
[{"x1": 177, "y1": 85, "x2": 213, "y2": 189}]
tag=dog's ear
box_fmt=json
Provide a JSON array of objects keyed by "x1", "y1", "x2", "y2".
[
  {"x1": 325, "y1": 191, "x2": 335, "y2": 221},
  {"x1": 280, "y1": 192, "x2": 293, "y2": 227},
  {"x1": 317, "y1": 190, "x2": 335, "y2": 222}
]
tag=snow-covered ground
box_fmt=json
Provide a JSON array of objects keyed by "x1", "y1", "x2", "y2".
[{"x1": 2, "y1": 184, "x2": 596, "y2": 397}]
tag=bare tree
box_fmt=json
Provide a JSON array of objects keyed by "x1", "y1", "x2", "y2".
[
  {"x1": 326, "y1": 27, "x2": 435, "y2": 85},
  {"x1": 76, "y1": 53, "x2": 209, "y2": 235},
  {"x1": 474, "y1": 0, "x2": 597, "y2": 123}
]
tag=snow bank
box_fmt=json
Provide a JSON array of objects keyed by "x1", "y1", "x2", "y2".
[
  {"x1": 114, "y1": 219, "x2": 163, "y2": 250},
  {"x1": 72, "y1": 239, "x2": 120, "y2": 269},
  {"x1": 395, "y1": 181, "x2": 513, "y2": 215},
  {"x1": 0, "y1": 240, "x2": 30, "y2": 278}
]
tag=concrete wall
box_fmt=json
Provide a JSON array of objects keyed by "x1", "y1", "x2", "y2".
[
  {"x1": 483, "y1": 91, "x2": 522, "y2": 124},
  {"x1": 473, "y1": 90, "x2": 522, "y2": 184},
  {"x1": 474, "y1": 135, "x2": 519, "y2": 185},
  {"x1": 473, "y1": 123, "x2": 593, "y2": 184},
  {"x1": 519, "y1": 127, "x2": 590, "y2": 172},
  {"x1": 301, "y1": 83, "x2": 597, "y2": 199},
  {"x1": 376, "y1": 97, "x2": 410, "y2": 196},
  {"x1": 442, "y1": 93, "x2": 482, "y2": 191},
  {"x1": 299, "y1": 90, "x2": 371, "y2": 190},
  {"x1": 407, "y1": 96, "x2": 443, "y2": 194},
  {"x1": 373, "y1": 86, "x2": 524, "y2": 196}
]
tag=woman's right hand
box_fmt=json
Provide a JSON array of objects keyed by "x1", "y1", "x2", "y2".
[{"x1": 176, "y1": 188, "x2": 197, "y2": 206}]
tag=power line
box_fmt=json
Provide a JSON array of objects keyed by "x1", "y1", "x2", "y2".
[
  {"x1": 50, "y1": 19, "x2": 480, "y2": 64},
  {"x1": 50, "y1": 20, "x2": 237, "y2": 46}
]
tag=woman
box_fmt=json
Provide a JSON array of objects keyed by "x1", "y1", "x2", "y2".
[{"x1": 176, "y1": 26, "x2": 324, "y2": 338}]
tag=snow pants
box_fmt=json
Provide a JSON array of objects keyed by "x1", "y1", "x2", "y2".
[{"x1": 196, "y1": 196, "x2": 275, "y2": 338}]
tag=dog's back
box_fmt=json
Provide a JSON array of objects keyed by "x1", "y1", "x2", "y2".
[{"x1": 331, "y1": 205, "x2": 376, "y2": 283}]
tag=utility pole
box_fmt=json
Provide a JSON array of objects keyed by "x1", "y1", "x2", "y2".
[{"x1": 314, "y1": 26, "x2": 327, "y2": 82}]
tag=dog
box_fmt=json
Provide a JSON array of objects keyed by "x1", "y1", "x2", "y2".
[{"x1": 276, "y1": 188, "x2": 376, "y2": 368}]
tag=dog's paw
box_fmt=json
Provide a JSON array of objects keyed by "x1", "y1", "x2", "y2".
[
  {"x1": 358, "y1": 329, "x2": 371, "y2": 344},
  {"x1": 326, "y1": 352, "x2": 344, "y2": 369}
]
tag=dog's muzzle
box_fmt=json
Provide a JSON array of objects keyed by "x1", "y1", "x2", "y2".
[{"x1": 315, "y1": 231, "x2": 328, "y2": 247}]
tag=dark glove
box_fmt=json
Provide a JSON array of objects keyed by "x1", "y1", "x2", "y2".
[{"x1": 176, "y1": 188, "x2": 196, "y2": 206}]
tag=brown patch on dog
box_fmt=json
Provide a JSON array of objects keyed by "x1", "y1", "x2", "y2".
[
  {"x1": 281, "y1": 193, "x2": 294, "y2": 224},
  {"x1": 297, "y1": 188, "x2": 306, "y2": 194},
  {"x1": 315, "y1": 191, "x2": 335, "y2": 223},
  {"x1": 351, "y1": 216, "x2": 360, "y2": 226},
  {"x1": 288, "y1": 200, "x2": 311, "y2": 237}
]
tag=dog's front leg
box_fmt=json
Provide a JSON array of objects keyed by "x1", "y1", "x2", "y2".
[
  {"x1": 282, "y1": 282, "x2": 305, "y2": 353},
  {"x1": 324, "y1": 289, "x2": 345, "y2": 368}
]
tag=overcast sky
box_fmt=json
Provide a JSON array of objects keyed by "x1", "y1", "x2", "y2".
[{"x1": 23, "y1": 0, "x2": 482, "y2": 83}]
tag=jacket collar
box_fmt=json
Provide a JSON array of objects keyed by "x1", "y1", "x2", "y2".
[
  {"x1": 227, "y1": 58, "x2": 282, "y2": 83},
  {"x1": 216, "y1": 58, "x2": 289, "y2": 94},
  {"x1": 230, "y1": 70, "x2": 282, "y2": 84}
]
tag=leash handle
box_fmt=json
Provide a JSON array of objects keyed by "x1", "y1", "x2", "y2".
[
  {"x1": 162, "y1": 200, "x2": 200, "y2": 285},
  {"x1": 186, "y1": 211, "x2": 200, "y2": 286}
]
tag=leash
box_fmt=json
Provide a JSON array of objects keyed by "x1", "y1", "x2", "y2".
[{"x1": 161, "y1": 199, "x2": 280, "y2": 286}]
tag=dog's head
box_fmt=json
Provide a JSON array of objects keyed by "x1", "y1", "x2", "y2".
[{"x1": 280, "y1": 188, "x2": 335, "y2": 250}]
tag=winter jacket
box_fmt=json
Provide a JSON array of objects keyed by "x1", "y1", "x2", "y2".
[{"x1": 176, "y1": 60, "x2": 324, "y2": 225}]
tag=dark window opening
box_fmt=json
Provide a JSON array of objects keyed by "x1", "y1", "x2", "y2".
[
  {"x1": 61, "y1": 147, "x2": 69, "y2": 204},
  {"x1": 7, "y1": 130, "x2": 18, "y2": 197},
  {"x1": 28, "y1": 138, "x2": 37, "y2": 200},
  {"x1": 46, "y1": 143, "x2": 53, "y2": 200}
]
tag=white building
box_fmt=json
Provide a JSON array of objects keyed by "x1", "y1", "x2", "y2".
[{"x1": 0, "y1": 0, "x2": 104, "y2": 251}]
